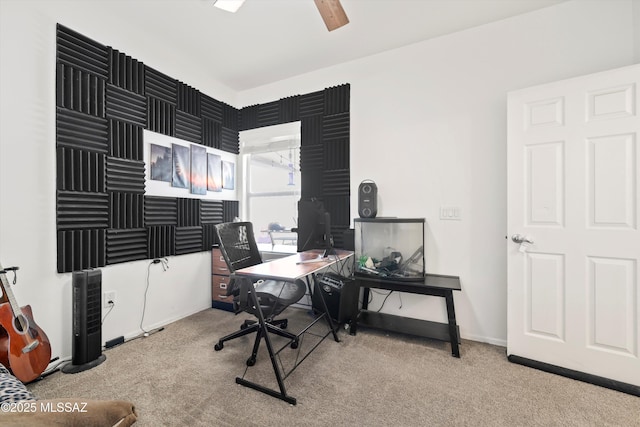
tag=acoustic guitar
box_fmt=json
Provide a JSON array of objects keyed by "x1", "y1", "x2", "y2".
[{"x1": 0, "y1": 262, "x2": 51, "y2": 383}]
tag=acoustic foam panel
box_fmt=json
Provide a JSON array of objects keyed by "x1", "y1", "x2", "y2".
[
  {"x1": 110, "y1": 192, "x2": 144, "y2": 229},
  {"x1": 56, "y1": 63, "x2": 106, "y2": 116},
  {"x1": 278, "y1": 95, "x2": 300, "y2": 123},
  {"x1": 322, "y1": 169, "x2": 350, "y2": 196},
  {"x1": 56, "y1": 109, "x2": 109, "y2": 153},
  {"x1": 109, "y1": 49, "x2": 145, "y2": 95},
  {"x1": 105, "y1": 157, "x2": 145, "y2": 193},
  {"x1": 322, "y1": 112, "x2": 350, "y2": 141},
  {"x1": 256, "y1": 101, "x2": 280, "y2": 128},
  {"x1": 201, "y1": 93, "x2": 223, "y2": 123},
  {"x1": 222, "y1": 103, "x2": 239, "y2": 130},
  {"x1": 177, "y1": 82, "x2": 201, "y2": 117},
  {"x1": 221, "y1": 127, "x2": 240, "y2": 154},
  {"x1": 175, "y1": 226, "x2": 203, "y2": 255},
  {"x1": 147, "y1": 225, "x2": 175, "y2": 259},
  {"x1": 57, "y1": 229, "x2": 106, "y2": 273},
  {"x1": 57, "y1": 191, "x2": 109, "y2": 230},
  {"x1": 324, "y1": 84, "x2": 350, "y2": 115},
  {"x1": 106, "y1": 228, "x2": 148, "y2": 264},
  {"x1": 56, "y1": 25, "x2": 109, "y2": 78},
  {"x1": 145, "y1": 66, "x2": 177, "y2": 105},
  {"x1": 177, "y1": 198, "x2": 201, "y2": 227},
  {"x1": 147, "y1": 97, "x2": 175, "y2": 136},
  {"x1": 175, "y1": 110, "x2": 202, "y2": 144},
  {"x1": 298, "y1": 90, "x2": 324, "y2": 118},
  {"x1": 144, "y1": 196, "x2": 177, "y2": 226},
  {"x1": 324, "y1": 138, "x2": 350, "y2": 170},
  {"x1": 200, "y1": 200, "x2": 224, "y2": 224},
  {"x1": 109, "y1": 119, "x2": 144, "y2": 160},
  {"x1": 202, "y1": 118, "x2": 222, "y2": 149},
  {"x1": 106, "y1": 84, "x2": 147, "y2": 127},
  {"x1": 202, "y1": 224, "x2": 218, "y2": 251},
  {"x1": 223, "y1": 201, "x2": 239, "y2": 222},
  {"x1": 56, "y1": 147, "x2": 106, "y2": 193}
]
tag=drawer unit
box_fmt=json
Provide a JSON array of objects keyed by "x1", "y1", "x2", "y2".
[
  {"x1": 212, "y1": 250, "x2": 230, "y2": 275},
  {"x1": 212, "y1": 247, "x2": 234, "y2": 311},
  {"x1": 212, "y1": 274, "x2": 232, "y2": 302}
]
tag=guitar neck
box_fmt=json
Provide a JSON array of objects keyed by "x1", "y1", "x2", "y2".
[{"x1": 0, "y1": 262, "x2": 22, "y2": 318}]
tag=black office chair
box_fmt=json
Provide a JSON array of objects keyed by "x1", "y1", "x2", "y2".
[{"x1": 213, "y1": 221, "x2": 307, "y2": 366}]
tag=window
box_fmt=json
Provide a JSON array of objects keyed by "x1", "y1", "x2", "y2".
[{"x1": 240, "y1": 123, "x2": 301, "y2": 248}]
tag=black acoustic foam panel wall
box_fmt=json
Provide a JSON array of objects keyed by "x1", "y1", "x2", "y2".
[
  {"x1": 56, "y1": 24, "x2": 241, "y2": 272},
  {"x1": 56, "y1": 24, "x2": 349, "y2": 271},
  {"x1": 240, "y1": 85, "x2": 351, "y2": 248}
]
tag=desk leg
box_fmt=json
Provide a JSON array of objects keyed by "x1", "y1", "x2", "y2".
[
  {"x1": 444, "y1": 290, "x2": 460, "y2": 358},
  {"x1": 235, "y1": 277, "x2": 297, "y2": 405}
]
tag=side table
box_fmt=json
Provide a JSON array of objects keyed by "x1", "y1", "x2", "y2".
[{"x1": 350, "y1": 273, "x2": 462, "y2": 357}]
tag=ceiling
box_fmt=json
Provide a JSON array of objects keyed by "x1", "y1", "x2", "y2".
[{"x1": 100, "y1": 0, "x2": 568, "y2": 92}]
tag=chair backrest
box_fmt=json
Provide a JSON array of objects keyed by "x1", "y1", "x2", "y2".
[{"x1": 214, "y1": 222, "x2": 263, "y2": 273}]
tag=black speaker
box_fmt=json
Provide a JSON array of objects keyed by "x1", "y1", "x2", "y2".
[
  {"x1": 312, "y1": 273, "x2": 359, "y2": 325},
  {"x1": 62, "y1": 269, "x2": 106, "y2": 374},
  {"x1": 358, "y1": 180, "x2": 377, "y2": 218}
]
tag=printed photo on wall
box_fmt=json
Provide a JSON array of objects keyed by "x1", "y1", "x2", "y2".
[
  {"x1": 222, "y1": 160, "x2": 235, "y2": 190},
  {"x1": 207, "y1": 153, "x2": 222, "y2": 192},
  {"x1": 150, "y1": 144, "x2": 172, "y2": 182},
  {"x1": 172, "y1": 144, "x2": 190, "y2": 189},
  {"x1": 190, "y1": 145, "x2": 207, "y2": 195}
]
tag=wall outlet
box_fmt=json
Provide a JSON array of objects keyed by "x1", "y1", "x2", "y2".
[{"x1": 104, "y1": 291, "x2": 116, "y2": 308}]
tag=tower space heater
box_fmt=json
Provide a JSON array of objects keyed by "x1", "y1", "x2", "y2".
[{"x1": 62, "y1": 269, "x2": 106, "y2": 373}]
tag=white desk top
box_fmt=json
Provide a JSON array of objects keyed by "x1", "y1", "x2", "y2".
[{"x1": 235, "y1": 249, "x2": 353, "y2": 281}]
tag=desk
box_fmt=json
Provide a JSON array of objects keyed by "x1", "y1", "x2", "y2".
[
  {"x1": 350, "y1": 273, "x2": 462, "y2": 357},
  {"x1": 233, "y1": 249, "x2": 353, "y2": 404}
]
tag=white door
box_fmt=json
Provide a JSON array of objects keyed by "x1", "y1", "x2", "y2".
[{"x1": 507, "y1": 64, "x2": 640, "y2": 387}]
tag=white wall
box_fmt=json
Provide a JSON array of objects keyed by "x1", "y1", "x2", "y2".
[
  {"x1": 238, "y1": 0, "x2": 637, "y2": 345},
  {"x1": 0, "y1": 1, "x2": 237, "y2": 362}
]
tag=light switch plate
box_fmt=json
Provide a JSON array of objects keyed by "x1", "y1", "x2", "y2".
[{"x1": 440, "y1": 206, "x2": 461, "y2": 220}]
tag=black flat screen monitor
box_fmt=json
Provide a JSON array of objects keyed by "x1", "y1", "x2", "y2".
[{"x1": 296, "y1": 199, "x2": 333, "y2": 254}]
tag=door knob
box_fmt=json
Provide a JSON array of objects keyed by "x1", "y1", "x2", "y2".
[{"x1": 511, "y1": 234, "x2": 533, "y2": 244}]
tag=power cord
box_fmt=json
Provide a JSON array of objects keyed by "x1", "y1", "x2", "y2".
[
  {"x1": 141, "y1": 258, "x2": 169, "y2": 336},
  {"x1": 101, "y1": 300, "x2": 115, "y2": 324},
  {"x1": 371, "y1": 289, "x2": 394, "y2": 312}
]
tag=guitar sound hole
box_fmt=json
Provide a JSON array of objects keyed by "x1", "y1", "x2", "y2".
[{"x1": 12, "y1": 314, "x2": 30, "y2": 334}]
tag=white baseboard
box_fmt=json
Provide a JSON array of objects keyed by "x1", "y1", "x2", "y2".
[
  {"x1": 461, "y1": 332, "x2": 506, "y2": 348},
  {"x1": 123, "y1": 303, "x2": 211, "y2": 342}
]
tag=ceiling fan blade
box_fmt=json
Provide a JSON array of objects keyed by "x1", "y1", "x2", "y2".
[{"x1": 314, "y1": 0, "x2": 350, "y2": 32}]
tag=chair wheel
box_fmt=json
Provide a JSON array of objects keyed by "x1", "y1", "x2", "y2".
[
  {"x1": 240, "y1": 323, "x2": 248, "y2": 330},
  {"x1": 246, "y1": 357, "x2": 256, "y2": 366},
  {"x1": 290, "y1": 339, "x2": 298, "y2": 349},
  {"x1": 214, "y1": 342, "x2": 223, "y2": 351},
  {"x1": 281, "y1": 320, "x2": 288, "y2": 329}
]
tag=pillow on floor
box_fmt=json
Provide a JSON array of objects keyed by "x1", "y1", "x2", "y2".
[
  {"x1": 0, "y1": 363, "x2": 36, "y2": 404},
  {"x1": 2, "y1": 399, "x2": 138, "y2": 427}
]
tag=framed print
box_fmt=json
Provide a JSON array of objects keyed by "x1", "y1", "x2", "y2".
[
  {"x1": 207, "y1": 153, "x2": 222, "y2": 192},
  {"x1": 190, "y1": 145, "x2": 207, "y2": 195},
  {"x1": 149, "y1": 144, "x2": 172, "y2": 182},
  {"x1": 222, "y1": 160, "x2": 235, "y2": 190},
  {"x1": 172, "y1": 144, "x2": 189, "y2": 189}
]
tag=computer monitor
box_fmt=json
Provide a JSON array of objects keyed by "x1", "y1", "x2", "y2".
[{"x1": 296, "y1": 199, "x2": 334, "y2": 255}]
